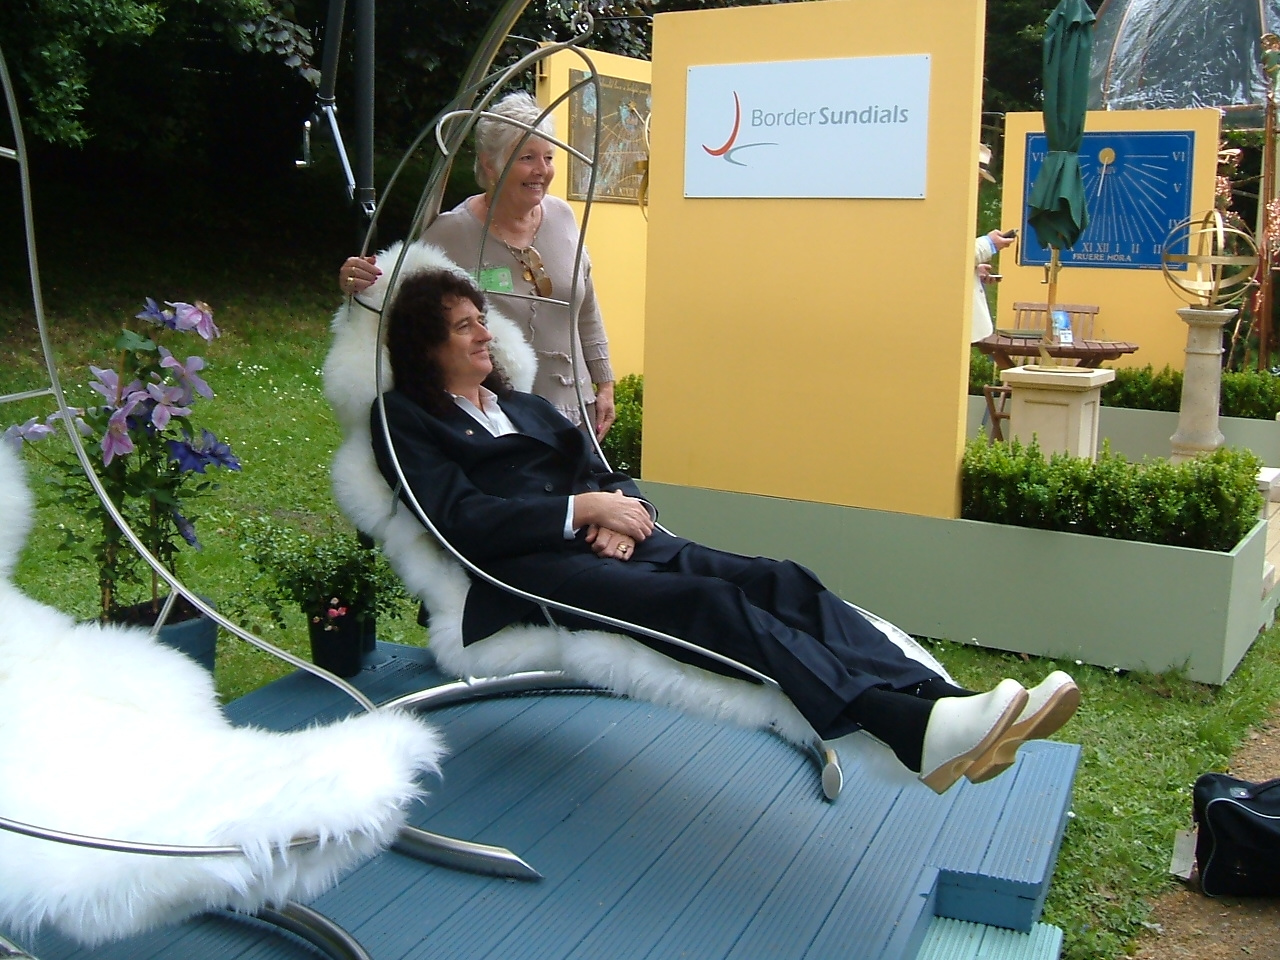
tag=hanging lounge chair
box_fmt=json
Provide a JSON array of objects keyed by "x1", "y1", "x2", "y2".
[
  {"x1": 313, "y1": 10, "x2": 954, "y2": 881},
  {"x1": 323, "y1": 241, "x2": 954, "y2": 816}
]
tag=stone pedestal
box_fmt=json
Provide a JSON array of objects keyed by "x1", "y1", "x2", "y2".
[
  {"x1": 1170, "y1": 306, "x2": 1236, "y2": 464},
  {"x1": 1000, "y1": 365, "x2": 1117, "y2": 460}
]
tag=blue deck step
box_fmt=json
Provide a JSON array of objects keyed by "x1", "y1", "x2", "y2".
[
  {"x1": 916, "y1": 918, "x2": 1065, "y2": 960},
  {"x1": 17, "y1": 643, "x2": 1077, "y2": 960}
]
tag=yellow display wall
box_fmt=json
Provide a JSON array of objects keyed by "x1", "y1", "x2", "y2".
[
  {"x1": 644, "y1": 0, "x2": 987, "y2": 519},
  {"x1": 539, "y1": 48, "x2": 651, "y2": 378},
  {"x1": 998, "y1": 109, "x2": 1221, "y2": 373}
]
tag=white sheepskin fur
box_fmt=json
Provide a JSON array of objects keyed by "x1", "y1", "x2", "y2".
[
  {"x1": 324, "y1": 243, "x2": 952, "y2": 761},
  {"x1": 0, "y1": 442, "x2": 447, "y2": 946}
]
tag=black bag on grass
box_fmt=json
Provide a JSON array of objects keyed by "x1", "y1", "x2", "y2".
[{"x1": 1193, "y1": 773, "x2": 1280, "y2": 897}]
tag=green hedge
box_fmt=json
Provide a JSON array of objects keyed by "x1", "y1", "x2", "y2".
[
  {"x1": 601, "y1": 373, "x2": 643, "y2": 477},
  {"x1": 1098, "y1": 365, "x2": 1183, "y2": 412},
  {"x1": 970, "y1": 359, "x2": 1280, "y2": 420},
  {"x1": 1222, "y1": 369, "x2": 1280, "y2": 420},
  {"x1": 961, "y1": 438, "x2": 1263, "y2": 552},
  {"x1": 968, "y1": 348, "x2": 998, "y2": 396},
  {"x1": 1097, "y1": 365, "x2": 1280, "y2": 420}
]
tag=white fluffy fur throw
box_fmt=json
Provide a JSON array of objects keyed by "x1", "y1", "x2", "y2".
[
  {"x1": 323, "y1": 242, "x2": 951, "y2": 762},
  {"x1": 0, "y1": 442, "x2": 447, "y2": 946}
]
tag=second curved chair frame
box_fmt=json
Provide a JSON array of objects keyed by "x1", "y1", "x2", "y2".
[{"x1": 0, "y1": 36, "x2": 470, "y2": 960}]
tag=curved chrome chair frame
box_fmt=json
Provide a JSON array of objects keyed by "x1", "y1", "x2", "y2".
[
  {"x1": 0, "y1": 38, "x2": 517, "y2": 960},
  {"x1": 344, "y1": 1, "x2": 846, "y2": 819},
  {"x1": 0, "y1": 904, "x2": 375, "y2": 960}
]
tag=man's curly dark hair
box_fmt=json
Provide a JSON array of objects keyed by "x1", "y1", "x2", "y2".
[{"x1": 384, "y1": 269, "x2": 512, "y2": 416}]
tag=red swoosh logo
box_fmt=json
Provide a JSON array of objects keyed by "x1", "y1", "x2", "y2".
[{"x1": 702, "y1": 92, "x2": 741, "y2": 157}]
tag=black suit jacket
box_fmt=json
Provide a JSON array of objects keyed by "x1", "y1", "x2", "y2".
[{"x1": 371, "y1": 389, "x2": 688, "y2": 643}]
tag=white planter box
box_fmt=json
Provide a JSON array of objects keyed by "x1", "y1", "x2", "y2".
[
  {"x1": 643, "y1": 481, "x2": 1278, "y2": 685},
  {"x1": 967, "y1": 395, "x2": 1280, "y2": 464}
]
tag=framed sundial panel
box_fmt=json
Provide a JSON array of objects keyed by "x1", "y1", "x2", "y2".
[{"x1": 1019, "y1": 130, "x2": 1195, "y2": 270}]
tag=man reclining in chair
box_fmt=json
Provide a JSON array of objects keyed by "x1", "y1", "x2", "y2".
[{"x1": 371, "y1": 269, "x2": 1080, "y2": 795}]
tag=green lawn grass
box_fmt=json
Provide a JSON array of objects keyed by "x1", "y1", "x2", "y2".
[{"x1": 3, "y1": 146, "x2": 1277, "y2": 960}]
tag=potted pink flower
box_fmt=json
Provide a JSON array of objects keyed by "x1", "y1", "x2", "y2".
[{"x1": 236, "y1": 517, "x2": 409, "y2": 677}]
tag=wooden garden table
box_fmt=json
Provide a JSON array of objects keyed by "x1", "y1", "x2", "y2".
[{"x1": 975, "y1": 332, "x2": 1140, "y2": 370}]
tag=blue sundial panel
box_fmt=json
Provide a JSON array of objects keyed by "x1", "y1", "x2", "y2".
[{"x1": 1020, "y1": 130, "x2": 1195, "y2": 270}]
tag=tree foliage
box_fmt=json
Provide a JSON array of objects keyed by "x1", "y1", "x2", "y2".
[
  {"x1": 983, "y1": 0, "x2": 1057, "y2": 116},
  {"x1": 362, "y1": 0, "x2": 790, "y2": 149},
  {"x1": 0, "y1": 0, "x2": 318, "y2": 148},
  {"x1": 0, "y1": 0, "x2": 164, "y2": 145},
  {"x1": 983, "y1": 0, "x2": 1104, "y2": 115},
  {"x1": 0, "y1": 0, "x2": 1105, "y2": 175}
]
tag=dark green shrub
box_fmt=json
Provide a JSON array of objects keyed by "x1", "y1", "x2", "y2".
[
  {"x1": 601, "y1": 373, "x2": 643, "y2": 477},
  {"x1": 968, "y1": 347, "x2": 998, "y2": 396},
  {"x1": 1100, "y1": 365, "x2": 1183, "y2": 412},
  {"x1": 1101, "y1": 364, "x2": 1280, "y2": 420},
  {"x1": 961, "y1": 438, "x2": 1263, "y2": 552},
  {"x1": 235, "y1": 516, "x2": 410, "y2": 627},
  {"x1": 1221, "y1": 369, "x2": 1280, "y2": 420}
]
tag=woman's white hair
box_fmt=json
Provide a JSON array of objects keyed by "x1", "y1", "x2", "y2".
[{"x1": 473, "y1": 91, "x2": 554, "y2": 191}]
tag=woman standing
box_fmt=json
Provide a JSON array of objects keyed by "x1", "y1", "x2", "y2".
[{"x1": 340, "y1": 91, "x2": 616, "y2": 438}]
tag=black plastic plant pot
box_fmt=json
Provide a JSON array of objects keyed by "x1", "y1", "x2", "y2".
[{"x1": 307, "y1": 612, "x2": 370, "y2": 678}]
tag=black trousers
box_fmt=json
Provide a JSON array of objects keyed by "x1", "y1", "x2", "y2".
[{"x1": 550, "y1": 543, "x2": 939, "y2": 740}]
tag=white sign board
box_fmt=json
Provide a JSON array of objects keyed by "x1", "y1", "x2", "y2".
[{"x1": 684, "y1": 55, "x2": 931, "y2": 199}]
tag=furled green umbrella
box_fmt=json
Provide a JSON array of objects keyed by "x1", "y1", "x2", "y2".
[{"x1": 1026, "y1": 0, "x2": 1096, "y2": 350}]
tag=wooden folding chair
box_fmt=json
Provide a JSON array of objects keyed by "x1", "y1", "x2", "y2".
[
  {"x1": 982, "y1": 383, "x2": 1012, "y2": 442},
  {"x1": 1009, "y1": 301, "x2": 1101, "y2": 340}
]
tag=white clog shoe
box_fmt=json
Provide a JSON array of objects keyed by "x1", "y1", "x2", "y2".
[
  {"x1": 965, "y1": 670, "x2": 1081, "y2": 784},
  {"x1": 918, "y1": 678, "x2": 1028, "y2": 794}
]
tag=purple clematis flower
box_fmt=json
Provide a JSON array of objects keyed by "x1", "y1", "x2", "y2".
[
  {"x1": 89, "y1": 366, "x2": 144, "y2": 407},
  {"x1": 135, "y1": 297, "x2": 176, "y2": 330},
  {"x1": 172, "y1": 510, "x2": 201, "y2": 550},
  {"x1": 3, "y1": 418, "x2": 54, "y2": 450},
  {"x1": 167, "y1": 436, "x2": 207, "y2": 474},
  {"x1": 197, "y1": 428, "x2": 241, "y2": 471},
  {"x1": 13, "y1": 417, "x2": 53, "y2": 442},
  {"x1": 169, "y1": 301, "x2": 219, "y2": 341},
  {"x1": 15, "y1": 295, "x2": 243, "y2": 580},
  {"x1": 45, "y1": 408, "x2": 92, "y2": 437},
  {"x1": 145, "y1": 382, "x2": 193, "y2": 430},
  {"x1": 158, "y1": 347, "x2": 212, "y2": 403},
  {"x1": 102, "y1": 399, "x2": 140, "y2": 466},
  {"x1": 168, "y1": 428, "x2": 241, "y2": 474},
  {"x1": 167, "y1": 301, "x2": 199, "y2": 334}
]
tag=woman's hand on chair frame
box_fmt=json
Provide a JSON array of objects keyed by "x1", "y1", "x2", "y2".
[{"x1": 340, "y1": 256, "x2": 381, "y2": 295}]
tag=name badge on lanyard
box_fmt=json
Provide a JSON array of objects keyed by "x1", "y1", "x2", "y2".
[{"x1": 477, "y1": 266, "x2": 514, "y2": 293}]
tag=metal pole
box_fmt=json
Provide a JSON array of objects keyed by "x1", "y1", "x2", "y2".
[
  {"x1": 1260, "y1": 82, "x2": 1277, "y2": 369},
  {"x1": 353, "y1": 0, "x2": 376, "y2": 220},
  {"x1": 416, "y1": 0, "x2": 533, "y2": 232},
  {"x1": 316, "y1": 0, "x2": 347, "y2": 106},
  {"x1": 1040, "y1": 248, "x2": 1061, "y2": 365},
  {"x1": 1257, "y1": 33, "x2": 1280, "y2": 370}
]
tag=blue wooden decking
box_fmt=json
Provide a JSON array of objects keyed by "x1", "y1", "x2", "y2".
[{"x1": 18, "y1": 643, "x2": 1079, "y2": 960}]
